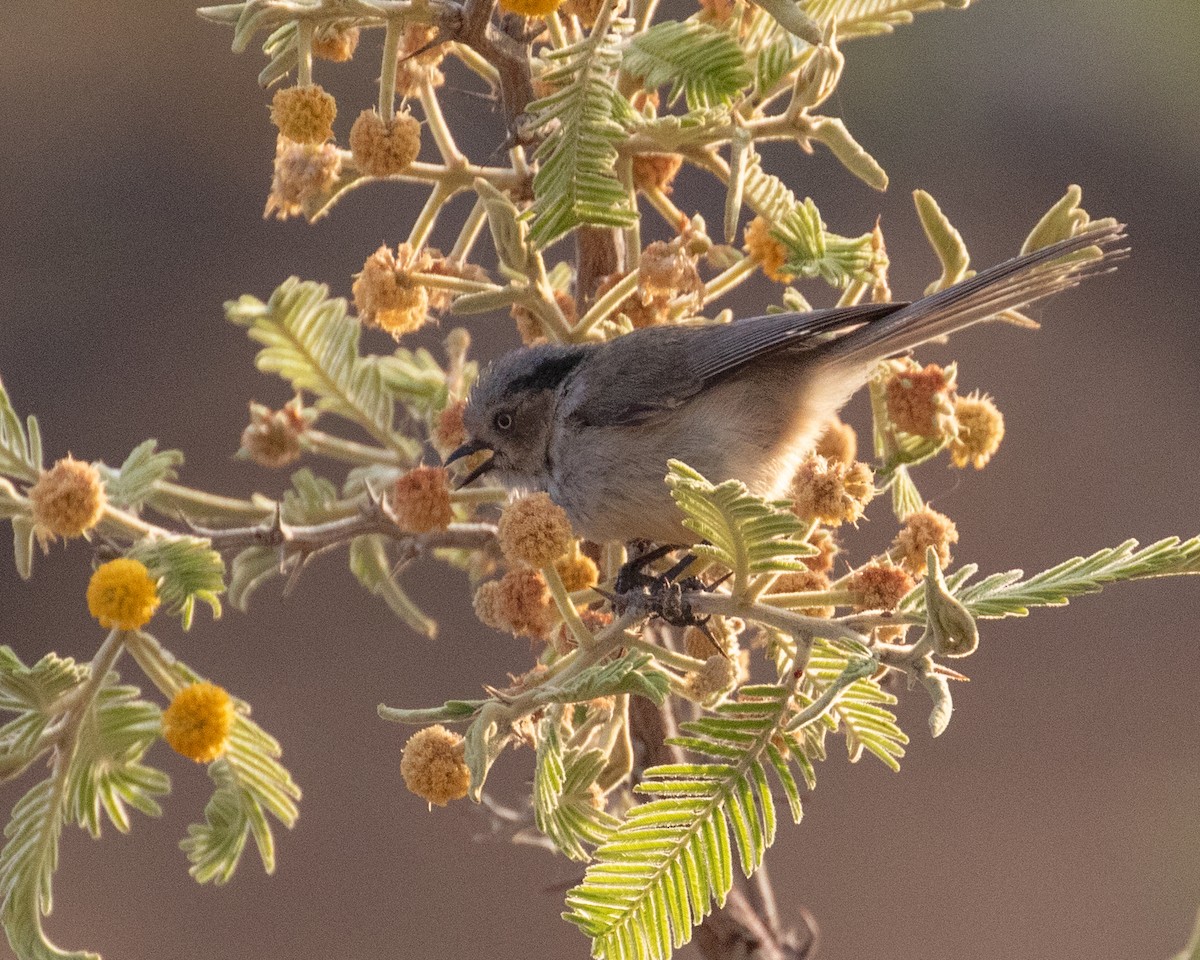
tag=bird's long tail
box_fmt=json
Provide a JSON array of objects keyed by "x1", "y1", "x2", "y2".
[{"x1": 822, "y1": 222, "x2": 1128, "y2": 372}]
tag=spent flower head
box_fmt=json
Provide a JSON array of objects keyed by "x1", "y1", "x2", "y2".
[
  {"x1": 400, "y1": 725, "x2": 470, "y2": 807},
  {"x1": 349, "y1": 109, "x2": 422, "y2": 178},
  {"x1": 28, "y1": 455, "x2": 105, "y2": 541},
  {"x1": 848, "y1": 561, "x2": 916, "y2": 611},
  {"x1": 814, "y1": 416, "x2": 857, "y2": 467},
  {"x1": 264, "y1": 137, "x2": 341, "y2": 221},
  {"x1": 239, "y1": 399, "x2": 308, "y2": 467},
  {"x1": 498, "y1": 493, "x2": 575, "y2": 568},
  {"x1": 391, "y1": 466, "x2": 453, "y2": 534},
  {"x1": 770, "y1": 569, "x2": 834, "y2": 618},
  {"x1": 950, "y1": 392, "x2": 1005, "y2": 469},
  {"x1": 884, "y1": 359, "x2": 958, "y2": 440},
  {"x1": 791, "y1": 456, "x2": 875, "y2": 527},
  {"x1": 353, "y1": 243, "x2": 432, "y2": 337},
  {"x1": 270, "y1": 84, "x2": 336, "y2": 144},
  {"x1": 311, "y1": 22, "x2": 360, "y2": 61},
  {"x1": 473, "y1": 568, "x2": 554, "y2": 640},
  {"x1": 892, "y1": 507, "x2": 959, "y2": 578}
]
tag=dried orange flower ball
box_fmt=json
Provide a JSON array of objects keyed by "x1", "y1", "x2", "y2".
[
  {"x1": 884, "y1": 359, "x2": 958, "y2": 440},
  {"x1": 29, "y1": 455, "x2": 106, "y2": 541},
  {"x1": 400, "y1": 725, "x2": 470, "y2": 806},
  {"x1": 396, "y1": 24, "x2": 447, "y2": 96},
  {"x1": 473, "y1": 568, "x2": 554, "y2": 640},
  {"x1": 162, "y1": 682, "x2": 235, "y2": 763},
  {"x1": 270, "y1": 84, "x2": 336, "y2": 144},
  {"x1": 555, "y1": 549, "x2": 599, "y2": 592},
  {"x1": 686, "y1": 654, "x2": 740, "y2": 704},
  {"x1": 770, "y1": 568, "x2": 834, "y2": 618},
  {"x1": 814, "y1": 416, "x2": 857, "y2": 467},
  {"x1": 950, "y1": 392, "x2": 1005, "y2": 469},
  {"x1": 433, "y1": 400, "x2": 468, "y2": 457},
  {"x1": 312, "y1": 22, "x2": 360, "y2": 62},
  {"x1": 264, "y1": 137, "x2": 341, "y2": 221},
  {"x1": 391, "y1": 466, "x2": 453, "y2": 533},
  {"x1": 353, "y1": 243, "x2": 431, "y2": 337},
  {"x1": 791, "y1": 456, "x2": 875, "y2": 527},
  {"x1": 744, "y1": 216, "x2": 793, "y2": 283},
  {"x1": 892, "y1": 507, "x2": 959, "y2": 577},
  {"x1": 498, "y1": 493, "x2": 574, "y2": 568},
  {"x1": 638, "y1": 240, "x2": 703, "y2": 304},
  {"x1": 349, "y1": 109, "x2": 422, "y2": 178},
  {"x1": 632, "y1": 153, "x2": 684, "y2": 194},
  {"x1": 801, "y1": 527, "x2": 839, "y2": 574},
  {"x1": 848, "y1": 562, "x2": 916, "y2": 611},
  {"x1": 239, "y1": 400, "x2": 307, "y2": 467},
  {"x1": 87, "y1": 558, "x2": 160, "y2": 631},
  {"x1": 499, "y1": 0, "x2": 564, "y2": 16}
]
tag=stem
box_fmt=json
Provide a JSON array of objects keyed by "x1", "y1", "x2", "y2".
[
  {"x1": 702, "y1": 255, "x2": 758, "y2": 306},
  {"x1": 149, "y1": 482, "x2": 276, "y2": 523},
  {"x1": 627, "y1": 636, "x2": 707, "y2": 674},
  {"x1": 380, "y1": 19, "x2": 403, "y2": 121},
  {"x1": 301, "y1": 429, "x2": 404, "y2": 467},
  {"x1": 572, "y1": 268, "x2": 640, "y2": 338},
  {"x1": 643, "y1": 185, "x2": 687, "y2": 230},
  {"x1": 407, "y1": 180, "x2": 457, "y2": 249},
  {"x1": 420, "y1": 78, "x2": 463, "y2": 162},
  {"x1": 450, "y1": 196, "x2": 489, "y2": 262},
  {"x1": 687, "y1": 592, "x2": 873, "y2": 648},
  {"x1": 545, "y1": 564, "x2": 594, "y2": 650},
  {"x1": 296, "y1": 20, "x2": 314, "y2": 86}
]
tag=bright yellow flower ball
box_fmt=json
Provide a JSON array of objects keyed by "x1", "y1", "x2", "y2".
[
  {"x1": 162, "y1": 682, "x2": 235, "y2": 764},
  {"x1": 86, "y1": 558, "x2": 160, "y2": 630}
]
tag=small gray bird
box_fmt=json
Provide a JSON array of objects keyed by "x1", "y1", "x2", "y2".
[{"x1": 448, "y1": 224, "x2": 1125, "y2": 545}]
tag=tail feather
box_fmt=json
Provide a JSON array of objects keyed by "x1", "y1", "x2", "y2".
[{"x1": 823, "y1": 222, "x2": 1128, "y2": 371}]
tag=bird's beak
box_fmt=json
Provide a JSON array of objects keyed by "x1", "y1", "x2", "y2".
[{"x1": 444, "y1": 438, "x2": 496, "y2": 489}]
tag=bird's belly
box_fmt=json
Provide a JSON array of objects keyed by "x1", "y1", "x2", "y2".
[{"x1": 550, "y1": 368, "x2": 831, "y2": 544}]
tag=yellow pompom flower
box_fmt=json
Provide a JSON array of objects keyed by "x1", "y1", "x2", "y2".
[
  {"x1": 401, "y1": 725, "x2": 471, "y2": 807},
  {"x1": 498, "y1": 0, "x2": 564, "y2": 17},
  {"x1": 28, "y1": 455, "x2": 106, "y2": 541},
  {"x1": 555, "y1": 549, "x2": 599, "y2": 592},
  {"x1": 497, "y1": 493, "x2": 574, "y2": 569},
  {"x1": 950, "y1": 392, "x2": 1005, "y2": 469},
  {"x1": 162, "y1": 682, "x2": 235, "y2": 763},
  {"x1": 270, "y1": 84, "x2": 337, "y2": 144},
  {"x1": 87, "y1": 558, "x2": 160, "y2": 630}
]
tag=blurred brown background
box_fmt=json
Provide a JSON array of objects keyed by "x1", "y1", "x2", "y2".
[{"x1": 1, "y1": 1, "x2": 1198, "y2": 958}]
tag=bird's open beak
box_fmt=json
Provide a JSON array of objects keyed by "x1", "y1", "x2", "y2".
[{"x1": 444, "y1": 438, "x2": 496, "y2": 489}]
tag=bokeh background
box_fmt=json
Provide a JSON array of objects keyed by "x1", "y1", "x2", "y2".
[{"x1": 1, "y1": 1, "x2": 1198, "y2": 958}]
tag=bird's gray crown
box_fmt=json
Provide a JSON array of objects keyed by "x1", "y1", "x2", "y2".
[{"x1": 469, "y1": 343, "x2": 591, "y2": 411}]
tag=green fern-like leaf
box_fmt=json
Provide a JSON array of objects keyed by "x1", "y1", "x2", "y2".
[
  {"x1": 555, "y1": 652, "x2": 670, "y2": 706},
  {"x1": 348, "y1": 535, "x2": 436, "y2": 637},
  {"x1": 527, "y1": 16, "x2": 638, "y2": 248},
  {"x1": 534, "y1": 716, "x2": 621, "y2": 860},
  {"x1": 0, "y1": 650, "x2": 85, "y2": 782},
  {"x1": 0, "y1": 376, "x2": 42, "y2": 485},
  {"x1": 903, "y1": 537, "x2": 1200, "y2": 621},
  {"x1": 226, "y1": 278, "x2": 417, "y2": 459},
  {"x1": 803, "y1": 0, "x2": 973, "y2": 39},
  {"x1": 623, "y1": 21, "x2": 752, "y2": 110},
  {"x1": 98, "y1": 440, "x2": 184, "y2": 512},
  {"x1": 181, "y1": 714, "x2": 301, "y2": 885},
  {"x1": 66, "y1": 681, "x2": 168, "y2": 837},
  {"x1": 666, "y1": 461, "x2": 813, "y2": 598},
  {"x1": 128, "y1": 536, "x2": 225, "y2": 630},
  {"x1": 564, "y1": 684, "x2": 809, "y2": 960},
  {"x1": 801, "y1": 640, "x2": 907, "y2": 770}
]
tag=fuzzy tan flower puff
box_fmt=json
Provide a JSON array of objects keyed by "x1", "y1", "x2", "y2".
[
  {"x1": 432, "y1": 400, "x2": 468, "y2": 458},
  {"x1": 349, "y1": 109, "x2": 422, "y2": 178},
  {"x1": 892, "y1": 507, "x2": 958, "y2": 578},
  {"x1": 950, "y1": 392, "x2": 1005, "y2": 469},
  {"x1": 594, "y1": 272, "x2": 668, "y2": 329},
  {"x1": 473, "y1": 568, "x2": 555, "y2": 641},
  {"x1": 498, "y1": 493, "x2": 575, "y2": 568},
  {"x1": 884, "y1": 359, "x2": 958, "y2": 440},
  {"x1": 802, "y1": 527, "x2": 840, "y2": 574},
  {"x1": 847, "y1": 562, "x2": 915, "y2": 611},
  {"x1": 400, "y1": 725, "x2": 471, "y2": 806},
  {"x1": 744, "y1": 216, "x2": 793, "y2": 283},
  {"x1": 638, "y1": 240, "x2": 703, "y2": 305},
  {"x1": 555, "y1": 548, "x2": 599, "y2": 592},
  {"x1": 270, "y1": 84, "x2": 336, "y2": 144},
  {"x1": 162, "y1": 682, "x2": 235, "y2": 763},
  {"x1": 790, "y1": 456, "x2": 875, "y2": 527},
  {"x1": 560, "y1": 0, "x2": 606, "y2": 26},
  {"x1": 395, "y1": 24, "x2": 447, "y2": 96},
  {"x1": 87, "y1": 558, "x2": 159, "y2": 630},
  {"x1": 28, "y1": 456, "x2": 106, "y2": 541},
  {"x1": 264, "y1": 137, "x2": 342, "y2": 221},
  {"x1": 685, "y1": 655, "x2": 740, "y2": 705},
  {"x1": 239, "y1": 399, "x2": 308, "y2": 467},
  {"x1": 353, "y1": 244, "x2": 431, "y2": 337},
  {"x1": 632, "y1": 153, "x2": 684, "y2": 194},
  {"x1": 391, "y1": 466, "x2": 453, "y2": 534},
  {"x1": 814, "y1": 416, "x2": 857, "y2": 467},
  {"x1": 311, "y1": 22, "x2": 360, "y2": 61}
]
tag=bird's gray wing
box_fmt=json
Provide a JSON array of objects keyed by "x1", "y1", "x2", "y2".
[{"x1": 564, "y1": 302, "x2": 904, "y2": 428}]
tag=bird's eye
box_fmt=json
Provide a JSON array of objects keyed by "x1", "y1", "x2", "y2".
[{"x1": 494, "y1": 412, "x2": 514, "y2": 431}]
